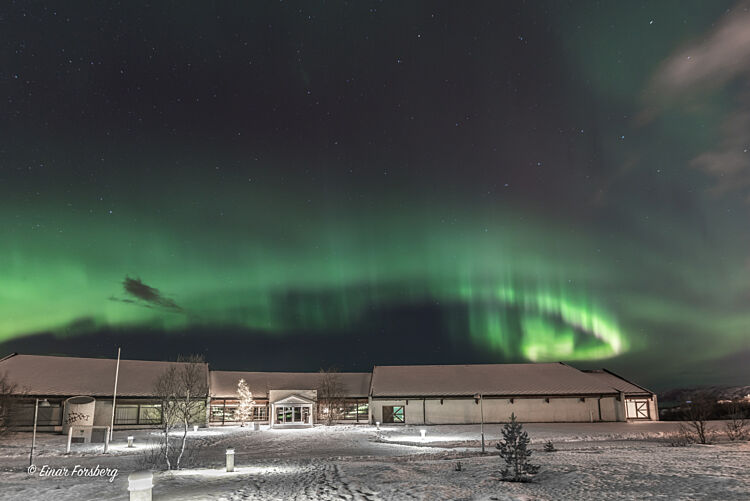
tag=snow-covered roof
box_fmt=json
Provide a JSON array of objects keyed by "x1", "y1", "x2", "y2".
[
  {"x1": 210, "y1": 371, "x2": 372, "y2": 399},
  {"x1": 582, "y1": 369, "x2": 653, "y2": 395},
  {"x1": 0, "y1": 354, "x2": 209, "y2": 397},
  {"x1": 370, "y1": 363, "x2": 622, "y2": 398}
]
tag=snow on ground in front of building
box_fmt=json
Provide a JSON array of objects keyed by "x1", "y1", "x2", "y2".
[{"x1": 0, "y1": 422, "x2": 748, "y2": 500}]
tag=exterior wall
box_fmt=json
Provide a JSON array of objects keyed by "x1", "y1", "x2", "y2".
[
  {"x1": 93, "y1": 400, "x2": 113, "y2": 427},
  {"x1": 650, "y1": 395, "x2": 659, "y2": 421},
  {"x1": 598, "y1": 396, "x2": 624, "y2": 422},
  {"x1": 371, "y1": 396, "x2": 626, "y2": 424}
]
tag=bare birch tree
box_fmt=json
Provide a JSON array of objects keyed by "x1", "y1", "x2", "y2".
[
  {"x1": 153, "y1": 355, "x2": 208, "y2": 470},
  {"x1": 318, "y1": 368, "x2": 345, "y2": 425},
  {"x1": 682, "y1": 391, "x2": 715, "y2": 445},
  {"x1": 0, "y1": 372, "x2": 21, "y2": 437},
  {"x1": 725, "y1": 400, "x2": 748, "y2": 441}
]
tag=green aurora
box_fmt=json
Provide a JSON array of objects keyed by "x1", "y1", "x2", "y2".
[{"x1": 2, "y1": 1, "x2": 750, "y2": 387}]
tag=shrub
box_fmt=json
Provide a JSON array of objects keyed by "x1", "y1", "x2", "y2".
[{"x1": 725, "y1": 402, "x2": 748, "y2": 441}]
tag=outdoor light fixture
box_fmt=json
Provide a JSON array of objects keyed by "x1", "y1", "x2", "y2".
[
  {"x1": 226, "y1": 447, "x2": 235, "y2": 472},
  {"x1": 127, "y1": 436, "x2": 134, "y2": 448},
  {"x1": 420, "y1": 429, "x2": 426, "y2": 440},
  {"x1": 128, "y1": 470, "x2": 153, "y2": 501}
]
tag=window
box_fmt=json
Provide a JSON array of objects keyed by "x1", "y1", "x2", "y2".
[
  {"x1": 342, "y1": 400, "x2": 369, "y2": 421},
  {"x1": 115, "y1": 404, "x2": 162, "y2": 425},
  {"x1": 139, "y1": 404, "x2": 162, "y2": 424},
  {"x1": 210, "y1": 402, "x2": 226, "y2": 423},
  {"x1": 14, "y1": 401, "x2": 63, "y2": 427},
  {"x1": 211, "y1": 400, "x2": 268, "y2": 424},
  {"x1": 114, "y1": 405, "x2": 138, "y2": 425},
  {"x1": 382, "y1": 405, "x2": 405, "y2": 423},
  {"x1": 252, "y1": 406, "x2": 267, "y2": 420}
]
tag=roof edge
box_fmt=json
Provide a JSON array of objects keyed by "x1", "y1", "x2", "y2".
[
  {"x1": 371, "y1": 392, "x2": 620, "y2": 399},
  {"x1": 0, "y1": 353, "x2": 18, "y2": 364},
  {"x1": 600, "y1": 368, "x2": 655, "y2": 395}
]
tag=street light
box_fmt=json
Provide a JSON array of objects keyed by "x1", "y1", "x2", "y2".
[
  {"x1": 474, "y1": 393, "x2": 485, "y2": 453},
  {"x1": 30, "y1": 398, "x2": 50, "y2": 467}
]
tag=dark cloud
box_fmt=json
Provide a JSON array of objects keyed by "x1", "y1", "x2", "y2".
[{"x1": 118, "y1": 276, "x2": 183, "y2": 312}]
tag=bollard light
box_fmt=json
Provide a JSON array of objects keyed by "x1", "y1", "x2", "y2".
[
  {"x1": 128, "y1": 470, "x2": 153, "y2": 501},
  {"x1": 193, "y1": 425, "x2": 199, "y2": 432},
  {"x1": 127, "y1": 436, "x2": 134, "y2": 448},
  {"x1": 376, "y1": 421, "x2": 380, "y2": 430},
  {"x1": 226, "y1": 447, "x2": 235, "y2": 472},
  {"x1": 420, "y1": 429, "x2": 426, "y2": 440}
]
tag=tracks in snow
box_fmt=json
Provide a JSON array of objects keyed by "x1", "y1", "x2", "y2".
[{"x1": 215, "y1": 460, "x2": 380, "y2": 501}]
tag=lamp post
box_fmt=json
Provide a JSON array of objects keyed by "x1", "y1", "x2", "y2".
[
  {"x1": 29, "y1": 398, "x2": 50, "y2": 467},
  {"x1": 474, "y1": 393, "x2": 485, "y2": 453}
]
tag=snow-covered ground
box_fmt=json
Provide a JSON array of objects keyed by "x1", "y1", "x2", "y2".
[{"x1": 1, "y1": 422, "x2": 748, "y2": 500}]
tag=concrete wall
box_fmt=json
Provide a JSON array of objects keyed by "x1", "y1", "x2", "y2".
[
  {"x1": 93, "y1": 400, "x2": 113, "y2": 427},
  {"x1": 371, "y1": 396, "x2": 627, "y2": 424},
  {"x1": 650, "y1": 395, "x2": 659, "y2": 421}
]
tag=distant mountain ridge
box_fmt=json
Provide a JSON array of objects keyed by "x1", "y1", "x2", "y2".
[{"x1": 659, "y1": 385, "x2": 750, "y2": 405}]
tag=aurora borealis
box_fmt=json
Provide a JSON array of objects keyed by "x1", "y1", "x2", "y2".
[{"x1": 2, "y1": 1, "x2": 749, "y2": 389}]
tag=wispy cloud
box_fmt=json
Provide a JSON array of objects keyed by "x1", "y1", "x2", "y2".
[
  {"x1": 649, "y1": 4, "x2": 750, "y2": 93},
  {"x1": 645, "y1": 2, "x2": 750, "y2": 198}
]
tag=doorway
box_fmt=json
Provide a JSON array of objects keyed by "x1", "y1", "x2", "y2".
[
  {"x1": 275, "y1": 405, "x2": 312, "y2": 425},
  {"x1": 382, "y1": 405, "x2": 405, "y2": 423}
]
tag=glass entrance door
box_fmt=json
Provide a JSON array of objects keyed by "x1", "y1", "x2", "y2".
[{"x1": 275, "y1": 405, "x2": 311, "y2": 424}]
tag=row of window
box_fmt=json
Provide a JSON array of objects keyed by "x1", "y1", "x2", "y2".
[
  {"x1": 113, "y1": 404, "x2": 162, "y2": 425},
  {"x1": 208, "y1": 399, "x2": 370, "y2": 424},
  {"x1": 10, "y1": 402, "x2": 163, "y2": 427},
  {"x1": 209, "y1": 401, "x2": 268, "y2": 424}
]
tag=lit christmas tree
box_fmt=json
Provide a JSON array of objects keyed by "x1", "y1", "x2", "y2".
[{"x1": 237, "y1": 378, "x2": 255, "y2": 427}]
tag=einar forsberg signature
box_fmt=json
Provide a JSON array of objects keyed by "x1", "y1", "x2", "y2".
[{"x1": 28, "y1": 464, "x2": 119, "y2": 483}]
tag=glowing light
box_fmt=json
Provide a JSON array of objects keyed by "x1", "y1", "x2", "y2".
[
  {"x1": 127, "y1": 471, "x2": 153, "y2": 492},
  {"x1": 0, "y1": 208, "x2": 634, "y2": 363},
  {"x1": 226, "y1": 447, "x2": 235, "y2": 472}
]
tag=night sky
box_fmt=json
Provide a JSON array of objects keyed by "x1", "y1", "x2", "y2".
[{"x1": 2, "y1": 1, "x2": 749, "y2": 390}]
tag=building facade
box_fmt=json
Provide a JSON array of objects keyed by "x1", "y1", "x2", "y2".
[
  {"x1": 0, "y1": 354, "x2": 658, "y2": 432},
  {"x1": 367, "y1": 363, "x2": 658, "y2": 425}
]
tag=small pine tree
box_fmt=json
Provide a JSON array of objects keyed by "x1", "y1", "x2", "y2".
[
  {"x1": 236, "y1": 378, "x2": 255, "y2": 427},
  {"x1": 495, "y1": 413, "x2": 540, "y2": 482},
  {"x1": 543, "y1": 440, "x2": 556, "y2": 452}
]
